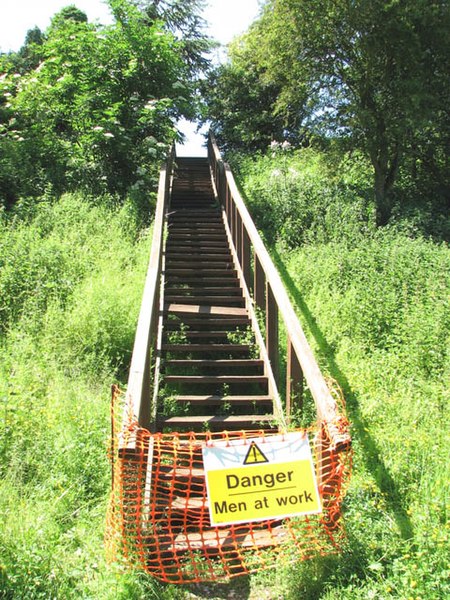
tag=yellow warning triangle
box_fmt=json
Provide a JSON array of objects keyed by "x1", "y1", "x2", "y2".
[{"x1": 243, "y1": 441, "x2": 269, "y2": 465}]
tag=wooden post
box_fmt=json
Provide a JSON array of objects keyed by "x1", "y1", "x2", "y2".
[
  {"x1": 218, "y1": 160, "x2": 226, "y2": 206},
  {"x1": 242, "y1": 228, "x2": 252, "y2": 291},
  {"x1": 226, "y1": 184, "x2": 232, "y2": 229},
  {"x1": 236, "y1": 211, "x2": 243, "y2": 263},
  {"x1": 266, "y1": 282, "x2": 279, "y2": 384},
  {"x1": 254, "y1": 253, "x2": 265, "y2": 312},
  {"x1": 286, "y1": 338, "x2": 303, "y2": 421}
]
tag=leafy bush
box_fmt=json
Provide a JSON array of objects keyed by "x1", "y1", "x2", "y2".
[
  {"x1": 0, "y1": 193, "x2": 184, "y2": 598},
  {"x1": 0, "y1": 0, "x2": 197, "y2": 208},
  {"x1": 233, "y1": 147, "x2": 450, "y2": 598},
  {"x1": 233, "y1": 146, "x2": 375, "y2": 247}
]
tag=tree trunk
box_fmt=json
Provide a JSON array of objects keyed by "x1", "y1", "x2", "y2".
[
  {"x1": 374, "y1": 167, "x2": 392, "y2": 226},
  {"x1": 371, "y1": 149, "x2": 400, "y2": 227}
]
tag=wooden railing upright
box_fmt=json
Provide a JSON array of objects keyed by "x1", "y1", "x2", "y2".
[
  {"x1": 208, "y1": 133, "x2": 350, "y2": 453},
  {"x1": 125, "y1": 146, "x2": 174, "y2": 429}
]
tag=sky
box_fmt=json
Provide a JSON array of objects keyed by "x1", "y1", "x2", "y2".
[{"x1": 0, "y1": 0, "x2": 261, "y2": 154}]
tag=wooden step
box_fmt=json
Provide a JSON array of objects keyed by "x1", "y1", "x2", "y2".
[
  {"x1": 164, "y1": 287, "x2": 242, "y2": 295},
  {"x1": 163, "y1": 331, "x2": 241, "y2": 339},
  {"x1": 168, "y1": 209, "x2": 220, "y2": 216},
  {"x1": 165, "y1": 251, "x2": 233, "y2": 260},
  {"x1": 164, "y1": 318, "x2": 250, "y2": 329},
  {"x1": 171, "y1": 394, "x2": 272, "y2": 404},
  {"x1": 166, "y1": 240, "x2": 229, "y2": 248},
  {"x1": 169, "y1": 223, "x2": 224, "y2": 230},
  {"x1": 165, "y1": 269, "x2": 237, "y2": 277},
  {"x1": 165, "y1": 296, "x2": 245, "y2": 307},
  {"x1": 164, "y1": 282, "x2": 242, "y2": 296},
  {"x1": 170, "y1": 496, "x2": 206, "y2": 511},
  {"x1": 162, "y1": 343, "x2": 251, "y2": 353},
  {"x1": 170, "y1": 526, "x2": 289, "y2": 552},
  {"x1": 168, "y1": 211, "x2": 221, "y2": 217},
  {"x1": 165, "y1": 278, "x2": 240, "y2": 287},
  {"x1": 169, "y1": 219, "x2": 223, "y2": 226},
  {"x1": 171, "y1": 202, "x2": 217, "y2": 208},
  {"x1": 163, "y1": 375, "x2": 267, "y2": 385},
  {"x1": 165, "y1": 260, "x2": 234, "y2": 269},
  {"x1": 165, "y1": 249, "x2": 232, "y2": 258},
  {"x1": 156, "y1": 465, "x2": 205, "y2": 481},
  {"x1": 165, "y1": 359, "x2": 263, "y2": 369},
  {"x1": 169, "y1": 231, "x2": 227, "y2": 238},
  {"x1": 166, "y1": 303, "x2": 247, "y2": 316},
  {"x1": 166, "y1": 274, "x2": 241, "y2": 288},
  {"x1": 158, "y1": 414, "x2": 275, "y2": 429}
]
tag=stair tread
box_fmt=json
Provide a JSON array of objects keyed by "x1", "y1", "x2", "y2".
[
  {"x1": 165, "y1": 253, "x2": 233, "y2": 259},
  {"x1": 163, "y1": 331, "x2": 243, "y2": 338},
  {"x1": 172, "y1": 394, "x2": 272, "y2": 402},
  {"x1": 170, "y1": 526, "x2": 289, "y2": 551},
  {"x1": 158, "y1": 414, "x2": 274, "y2": 424},
  {"x1": 165, "y1": 269, "x2": 237, "y2": 276},
  {"x1": 166, "y1": 303, "x2": 247, "y2": 316},
  {"x1": 165, "y1": 359, "x2": 263, "y2": 367},
  {"x1": 165, "y1": 296, "x2": 245, "y2": 305},
  {"x1": 165, "y1": 317, "x2": 249, "y2": 325},
  {"x1": 165, "y1": 261, "x2": 234, "y2": 267},
  {"x1": 162, "y1": 343, "x2": 251, "y2": 352},
  {"x1": 165, "y1": 288, "x2": 241, "y2": 295},
  {"x1": 166, "y1": 241, "x2": 229, "y2": 247},
  {"x1": 163, "y1": 375, "x2": 267, "y2": 383},
  {"x1": 157, "y1": 465, "x2": 205, "y2": 479}
]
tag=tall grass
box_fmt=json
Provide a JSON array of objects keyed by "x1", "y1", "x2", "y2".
[
  {"x1": 1, "y1": 151, "x2": 448, "y2": 598},
  {"x1": 231, "y1": 148, "x2": 450, "y2": 598},
  {"x1": 0, "y1": 194, "x2": 182, "y2": 598}
]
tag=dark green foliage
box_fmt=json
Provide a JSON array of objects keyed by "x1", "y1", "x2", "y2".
[
  {"x1": 200, "y1": 28, "x2": 304, "y2": 152},
  {"x1": 205, "y1": 0, "x2": 450, "y2": 225},
  {"x1": 50, "y1": 5, "x2": 89, "y2": 28},
  {"x1": 17, "y1": 27, "x2": 45, "y2": 73},
  {"x1": 0, "y1": 0, "x2": 208, "y2": 210},
  {"x1": 139, "y1": 0, "x2": 213, "y2": 78}
]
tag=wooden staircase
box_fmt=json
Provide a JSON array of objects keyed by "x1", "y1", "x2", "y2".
[
  {"x1": 158, "y1": 158, "x2": 276, "y2": 432},
  {"x1": 114, "y1": 138, "x2": 351, "y2": 581}
]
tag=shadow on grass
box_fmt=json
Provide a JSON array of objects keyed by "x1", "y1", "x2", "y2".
[
  {"x1": 271, "y1": 246, "x2": 414, "y2": 543},
  {"x1": 186, "y1": 575, "x2": 251, "y2": 599}
]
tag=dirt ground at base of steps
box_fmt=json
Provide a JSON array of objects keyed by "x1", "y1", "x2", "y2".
[{"x1": 185, "y1": 578, "x2": 286, "y2": 600}]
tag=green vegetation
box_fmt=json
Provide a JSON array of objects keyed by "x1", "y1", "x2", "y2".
[
  {"x1": 202, "y1": 0, "x2": 449, "y2": 226},
  {"x1": 0, "y1": 194, "x2": 186, "y2": 598},
  {"x1": 0, "y1": 0, "x2": 211, "y2": 209},
  {"x1": 1, "y1": 0, "x2": 449, "y2": 597},
  {"x1": 228, "y1": 145, "x2": 449, "y2": 598},
  {"x1": 0, "y1": 2, "x2": 209, "y2": 596}
]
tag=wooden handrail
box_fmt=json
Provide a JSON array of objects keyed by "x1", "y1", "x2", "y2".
[
  {"x1": 208, "y1": 133, "x2": 350, "y2": 452},
  {"x1": 125, "y1": 146, "x2": 174, "y2": 429}
]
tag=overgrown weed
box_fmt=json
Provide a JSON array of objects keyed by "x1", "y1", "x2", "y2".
[
  {"x1": 0, "y1": 193, "x2": 181, "y2": 598},
  {"x1": 231, "y1": 148, "x2": 450, "y2": 598}
]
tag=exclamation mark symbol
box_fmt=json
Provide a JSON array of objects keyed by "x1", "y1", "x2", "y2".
[{"x1": 243, "y1": 441, "x2": 269, "y2": 465}]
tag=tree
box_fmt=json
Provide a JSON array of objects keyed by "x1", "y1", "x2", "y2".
[
  {"x1": 200, "y1": 27, "x2": 305, "y2": 152},
  {"x1": 128, "y1": 0, "x2": 213, "y2": 81},
  {"x1": 17, "y1": 27, "x2": 45, "y2": 72},
  {"x1": 257, "y1": 0, "x2": 450, "y2": 225},
  {"x1": 50, "y1": 5, "x2": 89, "y2": 28},
  {"x1": 204, "y1": 0, "x2": 449, "y2": 225},
  {"x1": 0, "y1": 0, "x2": 200, "y2": 206}
]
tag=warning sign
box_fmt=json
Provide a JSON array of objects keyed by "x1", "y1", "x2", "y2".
[
  {"x1": 202, "y1": 432, "x2": 321, "y2": 527},
  {"x1": 243, "y1": 441, "x2": 269, "y2": 465}
]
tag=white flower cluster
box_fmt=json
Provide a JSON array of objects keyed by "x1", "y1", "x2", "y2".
[{"x1": 270, "y1": 140, "x2": 292, "y2": 152}]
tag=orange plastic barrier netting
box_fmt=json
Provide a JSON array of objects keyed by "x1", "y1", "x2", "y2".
[{"x1": 106, "y1": 386, "x2": 352, "y2": 584}]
